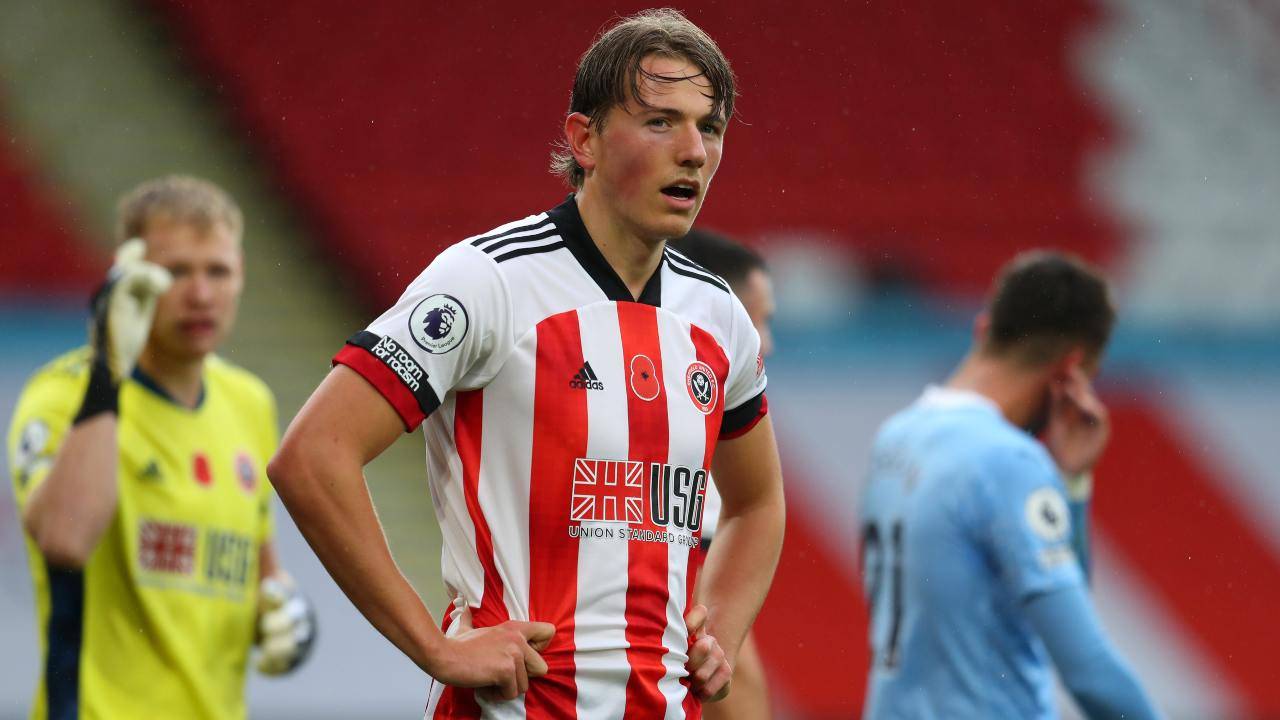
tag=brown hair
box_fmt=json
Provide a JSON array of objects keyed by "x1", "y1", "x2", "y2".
[
  {"x1": 983, "y1": 250, "x2": 1116, "y2": 366},
  {"x1": 116, "y1": 175, "x2": 243, "y2": 243},
  {"x1": 550, "y1": 8, "x2": 737, "y2": 188}
]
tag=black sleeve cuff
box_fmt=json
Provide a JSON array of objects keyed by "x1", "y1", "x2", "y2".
[{"x1": 721, "y1": 391, "x2": 767, "y2": 439}]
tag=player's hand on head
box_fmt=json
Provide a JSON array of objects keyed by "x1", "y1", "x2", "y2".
[
  {"x1": 435, "y1": 612, "x2": 555, "y2": 701},
  {"x1": 1044, "y1": 365, "x2": 1111, "y2": 482},
  {"x1": 684, "y1": 603, "x2": 733, "y2": 702},
  {"x1": 255, "y1": 574, "x2": 317, "y2": 676},
  {"x1": 89, "y1": 238, "x2": 173, "y2": 383}
]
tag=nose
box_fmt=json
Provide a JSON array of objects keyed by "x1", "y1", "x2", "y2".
[
  {"x1": 186, "y1": 272, "x2": 214, "y2": 306},
  {"x1": 675, "y1": 124, "x2": 707, "y2": 169}
]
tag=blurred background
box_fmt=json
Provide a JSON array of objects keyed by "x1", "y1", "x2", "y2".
[{"x1": 2, "y1": 1, "x2": 1278, "y2": 718}]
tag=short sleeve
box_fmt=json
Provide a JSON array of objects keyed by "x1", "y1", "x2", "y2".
[
  {"x1": 7, "y1": 362, "x2": 84, "y2": 509},
  {"x1": 333, "y1": 243, "x2": 512, "y2": 432},
  {"x1": 978, "y1": 444, "x2": 1084, "y2": 601},
  {"x1": 719, "y1": 292, "x2": 768, "y2": 439}
]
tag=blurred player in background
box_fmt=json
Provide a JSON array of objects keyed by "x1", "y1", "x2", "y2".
[
  {"x1": 858, "y1": 251, "x2": 1161, "y2": 719},
  {"x1": 7, "y1": 176, "x2": 314, "y2": 720},
  {"x1": 668, "y1": 227, "x2": 774, "y2": 720},
  {"x1": 268, "y1": 9, "x2": 785, "y2": 717}
]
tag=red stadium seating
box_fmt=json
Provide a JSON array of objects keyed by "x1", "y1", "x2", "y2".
[
  {"x1": 149, "y1": 0, "x2": 1120, "y2": 307},
  {"x1": 0, "y1": 114, "x2": 102, "y2": 295}
]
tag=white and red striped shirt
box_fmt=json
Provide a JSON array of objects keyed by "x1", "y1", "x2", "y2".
[{"x1": 334, "y1": 196, "x2": 767, "y2": 719}]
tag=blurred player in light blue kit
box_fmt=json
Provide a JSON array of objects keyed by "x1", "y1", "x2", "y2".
[{"x1": 859, "y1": 251, "x2": 1162, "y2": 719}]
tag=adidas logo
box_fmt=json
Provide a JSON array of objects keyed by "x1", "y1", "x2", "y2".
[
  {"x1": 569, "y1": 362, "x2": 605, "y2": 391},
  {"x1": 140, "y1": 460, "x2": 163, "y2": 482}
]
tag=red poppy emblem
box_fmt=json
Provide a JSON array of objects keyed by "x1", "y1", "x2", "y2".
[
  {"x1": 192, "y1": 453, "x2": 212, "y2": 487},
  {"x1": 629, "y1": 354, "x2": 661, "y2": 401}
]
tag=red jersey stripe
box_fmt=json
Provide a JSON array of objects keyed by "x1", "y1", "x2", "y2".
[
  {"x1": 435, "y1": 394, "x2": 495, "y2": 720},
  {"x1": 456, "y1": 389, "x2": 509, "y2": 628},
  {"x1": 525, "y1": 311, "x2": 587, "y2": 718},
  {"x1": 333, "y1": 344, "x2": 426, "y2": 430},
  {"x1": 681, "y1": 324, "x2": 731, "y2": 719},
  {"x1": 618, "y1": 302, "x2": 672, "y2": 718}
]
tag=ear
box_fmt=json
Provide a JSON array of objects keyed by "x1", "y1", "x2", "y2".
[
  {"x1": 564, "y1": 112, "x2": 597, "y2": 175},
  {"x1": 972, "y1": 311, "x2": 991, "y2": 345}
]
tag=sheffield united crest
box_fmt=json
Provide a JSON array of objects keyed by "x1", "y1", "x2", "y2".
[{"x1": 685, "y1": 361, "x2": 718, "y2": 415}]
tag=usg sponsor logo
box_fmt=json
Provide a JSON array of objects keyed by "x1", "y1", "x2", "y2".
[
  {"x1": 372, "y1": 335, "x2": 427, "y2": 392},
  {"x1": 409, "y1": 293, "x2": 468, "y2": 354},
  {"x1": 569, "y1": 458, "x2": 707, "y2": 535}
]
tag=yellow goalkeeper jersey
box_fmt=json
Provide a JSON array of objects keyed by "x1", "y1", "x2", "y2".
[{"x1": 7, "y1": 348, "x2": 279, "y2": 720}]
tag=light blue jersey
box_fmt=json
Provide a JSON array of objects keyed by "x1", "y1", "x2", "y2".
[{"x1": 860, "y1": 387, "x2": 1083, "y2": 719}]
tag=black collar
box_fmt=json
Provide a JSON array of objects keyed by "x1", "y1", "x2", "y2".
[
  {"x1": 546, "y1": 195, "x2": 663, "y2": 307},
  {"x1": 131, "y1": 365, "x2": 206, "y2": 410}
]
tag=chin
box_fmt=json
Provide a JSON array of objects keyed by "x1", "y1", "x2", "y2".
[{"x1": 651, "y1": 217, "x2": 696, "y2": 242}]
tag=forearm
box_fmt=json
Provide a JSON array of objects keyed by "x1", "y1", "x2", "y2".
[
  {"x1": 1026, "y1": 587, "x2": 1162, "y2": 720},
  {"x1": 268, "y1": 449, "x2": 444, "y2": 675},
  {"x1": 697, "y1": 489, "x2": 784, "y2": 661},
  {"x1": 21, "y1": 414, "x2": 119, "y2": 567}
]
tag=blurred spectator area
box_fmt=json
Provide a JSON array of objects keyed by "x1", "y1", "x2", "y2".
[
  {"x1": 0, "y1": 112, "x2": 102, "y2": 297},
  {"x1": 146, "y1": 0, "x2": 1118, "y2": 307}
]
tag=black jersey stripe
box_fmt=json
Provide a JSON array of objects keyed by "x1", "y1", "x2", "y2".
[
  {"x1": 478, "y1": 227, "x2": 562, "y2": 255},
  {"x1": 664, "y1": 249, "x2": 731, "y2": 292},
  {"x1": 664, "y1": 248, "x2": 731, "y2": 285},
  {"x1": 469, "y1": 218, "x2": 554, "y2": 248},
  {"x1": 665, "y1": 258, "x2": 730, "y2": 292},
  {"x1": 45, "y1": 565, "x2": 84, "y2": 720},
  {"x1": 493, "y1": 240, "x2": 568, "y2": 264}
]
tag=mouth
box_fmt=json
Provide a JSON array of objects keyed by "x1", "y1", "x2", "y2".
[
  {"x1": 179, "y1": 319, "x2": 218, "y2": 335},
  {"x1": 660, "y1": 180, "x2": 700, "y2": 206}
]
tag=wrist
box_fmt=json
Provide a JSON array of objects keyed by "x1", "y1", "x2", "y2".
[
  {"x1": 418, "y1": 623, "x2": 452, "y2": 677},
  {"x1": 73, "y1": 358, "x2": 120, "y2": 424}
]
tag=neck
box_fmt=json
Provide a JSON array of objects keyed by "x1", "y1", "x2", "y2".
[
  {"x1": 945, "y1": 351, "x2": 1047, "y2": 428},
  {"x1": 574, "y1": 189, "x2": 666, "y2": 300},
  {"x1": 136, "y1": 347, "x2": 205, "y2": 409}
]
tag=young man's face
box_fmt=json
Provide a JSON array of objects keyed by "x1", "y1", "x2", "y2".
[
  {"x1": 142, "y1": 220, "x2": 244, "y2": 363},
  {"x1": 589, "y1": 54, "x2": 726, "y2": 243}
]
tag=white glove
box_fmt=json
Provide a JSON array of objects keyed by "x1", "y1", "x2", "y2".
[
  {"x1": 255, "y1": 575, "x2": 316, "y2": 676},
  {"x1": 90, "y1": 239, "x2": 172, "y2": 383}
]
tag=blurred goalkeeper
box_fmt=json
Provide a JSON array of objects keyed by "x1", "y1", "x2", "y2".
[{"x1": 6, "y1": 175, "x2": 314, "y2": 720}]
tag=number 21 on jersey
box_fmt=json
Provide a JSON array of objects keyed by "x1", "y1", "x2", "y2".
[{"x1": 861, "y1": 519, "x2": 904, "y2": 669}]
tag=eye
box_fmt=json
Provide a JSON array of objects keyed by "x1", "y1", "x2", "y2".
[
  {"x1": 647, "y1": 117, "x2": 671, "y2": 129},
  {"x1": 700, "y1": 122, "x2": 724, "y2": 136}
]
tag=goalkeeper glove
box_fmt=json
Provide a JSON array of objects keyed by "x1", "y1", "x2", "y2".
[
  {"x1": 255, "y1": 575, "x2": 317, "y2": 676},
  {"x1": 74, "y1": 239, "x2": 173, "y2": 423}
]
